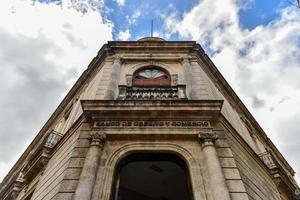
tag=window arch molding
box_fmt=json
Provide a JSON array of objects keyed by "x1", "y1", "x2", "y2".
[
  {"x1": 94, "y1": 142, "x2": 203, "y2": 200},
  {"x1": 125, "y1": 63, "x2": 177, "y2": 87},
  {"x1": 132, "y1": 66, "x2": 171, "y2": 87}
]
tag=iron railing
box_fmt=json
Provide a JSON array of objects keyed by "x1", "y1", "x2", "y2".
[{"x1": 118, "y1": 85, "x2": 187, "y2": 100}]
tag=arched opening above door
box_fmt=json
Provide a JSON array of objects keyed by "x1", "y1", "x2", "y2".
[{"x1": 111, "y1": 153, "x2": 193, "y2": 200}]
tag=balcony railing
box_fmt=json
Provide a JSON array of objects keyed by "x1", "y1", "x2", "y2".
[
  {"x1": 118, "y1": 85, "x2": 187, "y2": 100},
  {"x1": 22, "y1": 130, "x2": 63, "y2": 182},
  {"x1": 259, "y1": 150, "x2": 299, "y2": 196}
]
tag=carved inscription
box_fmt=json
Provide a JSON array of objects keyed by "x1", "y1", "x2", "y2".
[{"x1": 95, "y1": 120, "x2": 210, "y2": 127}]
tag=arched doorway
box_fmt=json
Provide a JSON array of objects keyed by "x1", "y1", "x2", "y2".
[{"x1": 111, "y1": 153, "x2": 193, "y2": 200}]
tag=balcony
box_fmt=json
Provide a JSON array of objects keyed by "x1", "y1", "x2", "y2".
[
  {"x1": 118, "y1": 85, "x2": 187, "y2": 100},
  {"x1": 259, "y1": 151, "x2": 299, "y2": 198},
  {"x1": 22, "y1": 130, "x2": 62, "y2": 182},
  {"x1": 259, "y1": 151, "x2": 277, "y2": 170}
]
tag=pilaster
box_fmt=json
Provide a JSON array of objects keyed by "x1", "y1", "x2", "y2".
[
  {"x1": 198, "y1": 132, "x2": 231, "y2": 200},
  {"x1": 182, "y1": 57, "x2": 197, "y2": 99},
  {"x1": 73, "y1": 131, "x2": 106, "y2": 200},
  {"x1": 104, "y1": 56, "x2": 122, "y2": 100}
]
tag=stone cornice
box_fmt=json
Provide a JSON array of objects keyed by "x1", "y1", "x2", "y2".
[
  {"x1": 81, "y1": 100, "x2": 223, "y2": 122},
  {"x1": 107, "y1": 40, "x2": 199, "y2": 54}
]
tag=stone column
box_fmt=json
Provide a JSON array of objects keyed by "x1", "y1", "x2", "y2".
[
  {"x1": 104, "y1": 57, "x2": 121, "y2": 100},
  {"x1": 182, "y1": 57, "x2": 197, "y2": 99},
  {"x1": 198, "y1": 132, "x2": 230, "y2": 200},
  {"x1": 73, "y1": 132, "x2": 106, "y2": 200}
]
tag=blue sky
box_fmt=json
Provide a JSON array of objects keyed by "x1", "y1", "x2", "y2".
[
  {"x1": 98, "y1": 0, "x2": 292, "y2": 40},
  {"x1": 35, "y1": 0, "x2": 294, "y2": 40},
  {"x1": 0, "y1": 0, "x2": 300, "y2": 185}
]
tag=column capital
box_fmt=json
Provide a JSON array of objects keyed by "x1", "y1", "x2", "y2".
[
  {"x1": 198, "y1": 131, "x2": 218, "y2": 146},
  {"x1": 180, "y1": 56, "x2": 191, "y2": 65},
  {"x1": 113, "y1": 56, "x2": 122, "y2": 64},
  {"x1": 89, "y1": 131, "x2": 106, "y2": 148}
]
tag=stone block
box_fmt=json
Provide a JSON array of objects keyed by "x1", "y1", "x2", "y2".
[
  {"x1": 53, "y1": 192, "x2": 74, "y2": 200},
  {"x1": 217, "y1": 148, "x2": 233, "y2": 157},
  {"x1": 71, "y1": 147, "x2": 88, "y2": 158},
  {"x1": 75, "y1": 138, "x2": 90, "y2": 148},
  {"x1": 230, "y1": 193, "x2": 249, "y2": 200},
  {"x1": 219, "y1": 158, "x2": 237, "y2": 168},
  {"x1": 226, "y1": 180, "x2": 246, "y2": 192},
  {"x1": 223, "y1": 168, "x2": 241, "y2": 180},
  {"x1": 58, "y1": 180, "x2": 78, "y2": 192},
  {"x1": 68, "y1": 158, "x2": 85, "y2": 168},
  {"x1": 64, "y1": 168, "x2": 82, "y2": 180},
  {"x1": 215, "y1": 139, "x2": 230, "y2": 147}
]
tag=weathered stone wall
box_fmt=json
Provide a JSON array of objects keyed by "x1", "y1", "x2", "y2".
[
  {"x1": 190, "y1": 60, "x2": 259, "y2": 153},
  {"x1": 52, "y1": 54, "x2": 260, "y2": 159},
  {"x1": 214, "y1": 132, "x2": 249, "y2": 200},
  {"x1": 29, "y1": 128, "x2": 81, "y2": 200},
  {"x1": 223, "y1": 125, "x2": 282, "y2": 200}
]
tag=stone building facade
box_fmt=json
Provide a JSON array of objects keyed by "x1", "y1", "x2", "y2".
[{"x1": 0, "y1": 37, "x2": 299, "y2": 200}]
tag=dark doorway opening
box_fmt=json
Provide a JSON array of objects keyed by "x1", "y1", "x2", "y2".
[{"x1": 111, "y1": 153, "x2": 193, "y2": 200}]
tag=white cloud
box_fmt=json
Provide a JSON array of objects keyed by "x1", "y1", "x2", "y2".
[
  {"x1": 164, "y1": 0, "x2": 300, "y2": 183},
  {"x1": 117, "y1": 29, "x2": 131, "y2": 41},
  {"x1": 116, "y1": 0, "x2": 126, "y2": 7},
  {"x1": 0, "y1": 0, "x2": 112, "y2": 181},
  {"x1": 126, "y1": 9, "x2": 141, "y2": 25}
]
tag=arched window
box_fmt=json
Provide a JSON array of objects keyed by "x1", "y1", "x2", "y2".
[
  {"x1": 133, "y1": 67, "x2": 171, "y2": 87},
  {"x1": 111, "y1": 153, "x2": 193, "y2": 200},
  {"x1": 118, "y1": 66, "x2": 187, "y2": 100}
]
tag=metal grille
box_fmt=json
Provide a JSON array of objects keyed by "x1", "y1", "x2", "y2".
[{"x1": 118, "y1": 85, "x2": 187, "y2": 100}]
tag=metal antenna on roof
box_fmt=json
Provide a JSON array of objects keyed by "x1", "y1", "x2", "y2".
[
  {"x1": 151, "y1": 20, "x2": 154, "y2": 37},
  {"x1": 286, "y1": 0, "x2": 300, "y2": 8}
]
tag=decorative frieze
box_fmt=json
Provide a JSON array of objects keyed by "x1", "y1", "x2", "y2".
[{"x1": 95, "y1": 120, "x2": 210, "y2": 128}]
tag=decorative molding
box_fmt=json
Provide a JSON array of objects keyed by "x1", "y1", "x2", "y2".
[
  {"x1": 89, "y1": 131, "x2": 106, "y2": 148},
  {"x1": 181, "y1": 57, "x2": 191, "y2": 65},
  {"x1": 95, "y1": 120, "x2": 210, "y2": 128},
  {"x1": 10, "y1": 172, "x2": 25, "y2": 199},
  {"x1": 81, "y1": 99, "x2": 224, "y2": 122},
  {"x1": 98, "y1": 142, "x2": 204, "y2": 200},
  {"x1": 171, "y1": 74, "x2": 178, "y2": 86},
  {"x1": 20, "y1": 130, "x2": 63, "y2": 184},
  {"x1": 258, "y1": 151, "x2": 277, "y2": 170},
  {"x1": 126, "y1": 74, "x2": 133, "y2": 86},
  {"x1": 198, "y1": 132, "x2": 218, "y2": 145},
  {"x1": 113, "y1": 56, "x2": 122, "y2": 64},
  {"x1": 118, "y1": 86, "x2": 187, "y2": 100}
]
